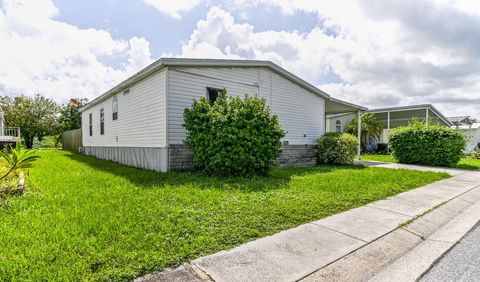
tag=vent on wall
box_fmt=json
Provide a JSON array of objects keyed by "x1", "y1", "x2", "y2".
[{"x1": 123, "y1": 89, "x2": 130, "y2": 95}]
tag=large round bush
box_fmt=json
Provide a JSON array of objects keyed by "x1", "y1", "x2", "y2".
[
  {"x1": 315, "y1": 132, "x2": 358, "y2": 165},
  {"x1": 389, "y1": 121, "x2": 466, "y2": 166},
  {"x1": 183, "y1": 91, "x2": 285, "y2": 176}
]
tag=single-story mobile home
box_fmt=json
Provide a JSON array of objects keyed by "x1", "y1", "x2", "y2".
[{"x1": 79, "y1": 58, "x2": 366, "y2": 172}]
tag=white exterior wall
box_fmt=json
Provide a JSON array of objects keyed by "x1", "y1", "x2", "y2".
[
  {"x1": 459, "y1": 127, "x2": 480, "y2": 151},
  {"x1": 82, "y1": 69, "x2": 167, "y2": 147},
  {"x1": 380, "y1": 129, "x2": 391, "y2": 143},
  {"x1": 326, "y1": 114, "x2": 354, "y2": 133},
  {"x1": 166, "y1": 66, "x2": 325, "y2": 145}
]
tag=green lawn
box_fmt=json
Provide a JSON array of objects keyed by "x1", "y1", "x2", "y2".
[
  {"x1": 361, "y1": 154, "x2": 480, "y2": 170},
  {"x1": 0, "y1": 150, "x2": 449, "y2": 280}
]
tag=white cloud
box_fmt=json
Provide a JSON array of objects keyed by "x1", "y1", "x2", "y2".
[
  {"x1": 0, "y1": 0, "x2": 154, "y2": 103},
  {"x1": 176, "y1": 2, "x2": 480, "y2": 117},
  {"x1": 142, "y1": 0, "x2": 204, "y2": 19}
]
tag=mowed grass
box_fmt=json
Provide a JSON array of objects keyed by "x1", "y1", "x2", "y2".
[
  {"x1": 361, "y1": 154, "x2": 480, "y2": 170},
  {"x1": 0, "y1": 150, "x2": 448, "y2": 281}
]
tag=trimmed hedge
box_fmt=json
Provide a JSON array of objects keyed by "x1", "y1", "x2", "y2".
[
  {"x1": 389, "y1": 121, "x2": 466, "y2": 166},
  {"x1": 315, "y1": 132, "x2": 358, "y2": 165},
  {"x1": 183, "y1": 90, "x2": 285, "y2": 176}
]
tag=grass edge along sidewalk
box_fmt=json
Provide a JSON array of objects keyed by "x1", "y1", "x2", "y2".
[
  {"x1": 0, "y1": 150, "x2": 448, "y2": 281},
  {"x1": 361, "y1": 154, "x2": 480, "y2": 170}
]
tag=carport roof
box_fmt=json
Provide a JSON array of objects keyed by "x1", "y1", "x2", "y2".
[{"x1": 369, "y1": 104, "x2": 452, "y2": 126}]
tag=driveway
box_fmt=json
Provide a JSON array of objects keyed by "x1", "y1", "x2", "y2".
[{"x1": 420, "y1": 222, "x2": 480, "y2": 282}]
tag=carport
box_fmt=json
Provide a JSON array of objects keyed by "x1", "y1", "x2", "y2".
[
  {"x1": 370, "y1": 104, "x2": 452, "y2": 143},
  {"x1": 325, "y1": 98, "x2": 368, "y2": 161}
]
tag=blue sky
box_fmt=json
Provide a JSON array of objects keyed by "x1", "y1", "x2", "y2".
[
  {"x1": 1, "y1": 0, "x2": 480, "y2": 117},
  {"x1": 52, "y1": 0, "x2": 320, "y2": 58}
]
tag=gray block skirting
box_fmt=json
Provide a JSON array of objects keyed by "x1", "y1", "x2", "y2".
[
  {"x1": 168, "y1": 144, "x2": 316, "y2": 171},
  {"x1": 83, "y1": 144, "x2": 316, "y2": 172},
  {"x1": 168, "y1": 144, "x2": 197, "y2": 171},
  {"x1": 276, "y1": 144, "x2": 316, "y2": 167}
]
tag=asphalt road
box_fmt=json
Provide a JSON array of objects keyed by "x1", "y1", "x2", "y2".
[{"x1": 420, "y1": 221, "x2": 480, "y2": 282}]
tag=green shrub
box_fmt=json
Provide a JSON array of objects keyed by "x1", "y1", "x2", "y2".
[
  {"x1": 183, "y1": 90, "x2": 286, "y2": 176},
  {"x1": 389, "y1": 120, "x2": 466, "y2": 166},
  {"x1": 315, "y1": 132, "x2": 358, "y2": 165}
]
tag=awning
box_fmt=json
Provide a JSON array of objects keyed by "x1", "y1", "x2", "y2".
[{"x1": 325, "y1": 98, "x2": 367, "y2": 114}]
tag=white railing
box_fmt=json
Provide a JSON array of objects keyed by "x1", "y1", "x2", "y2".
[{"x1": 0, "y1": 127, "x2": 21, "y2": 142}]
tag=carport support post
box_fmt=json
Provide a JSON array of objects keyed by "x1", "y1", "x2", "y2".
[
  {"x1": 387, "y1": 111, "x2": 390, "y2": 152},
  {"x1": 357, "y1": 110, "x2": 362, "y2": 160}
]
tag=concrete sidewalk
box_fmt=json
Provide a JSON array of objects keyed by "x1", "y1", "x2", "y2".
[
  {"x1": 137, "y1": 169, "x2": 480, "y2": 282},
  {"x1": 353, "y1": 160, "x2": 472, "y2": 176}
]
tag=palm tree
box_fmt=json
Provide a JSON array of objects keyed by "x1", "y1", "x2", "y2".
[
  {"x1": 0, "y1": 142, "x2": 39, "y2": 180},
  {"x1": 344, "y1": 113, "x2": 383, "y2": 145}
]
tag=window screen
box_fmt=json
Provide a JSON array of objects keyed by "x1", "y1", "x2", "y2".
[
  {"x1": 89, "y1": 113, "x2": 93, "y2": 136},
  {"x1": 207, "y1": 87, "x2": 222, "y2": 104},
  {"x1": 100, "y1": 108, "x2": 105, "y2": 135},
  {"x1": 112, "y1": 95, "x2": 118, "y2": 120}
]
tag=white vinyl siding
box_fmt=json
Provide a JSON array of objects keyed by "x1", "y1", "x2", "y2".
[
  {"x1": 82, "y1": 69, "x2": 167, "y2": 147},
  {"x1": 326, "y1": 113, "x2": 355, "y2": 133},
  {"x1": 166, "y1": 66, "x2": 325, "y2": 145}
]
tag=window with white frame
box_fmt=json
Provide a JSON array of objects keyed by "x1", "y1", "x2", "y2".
[
  {"x1": 112, "y1": 95, "x2": 118, "y2": 120},
  {"x1": 100, "y1": 108, "x2": 105, "y2": 135},
  {"x1": 89, "y1": 113, "x2": 93, "y2": 136},
  {"x1": 207, "y1": 87, "x2": 222, "y2": 104},
  {"x1": 335, "y1": 120, "x2": 341, "y2": 133}
]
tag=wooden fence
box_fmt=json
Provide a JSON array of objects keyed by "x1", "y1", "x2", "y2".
[{"x1": 62, "y1": 129, "x2": 82, "y2": 152}]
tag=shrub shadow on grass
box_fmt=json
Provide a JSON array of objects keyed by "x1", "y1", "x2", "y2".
[{"x1": 65, "y1": 152, "x2": 365, "y2": 192}]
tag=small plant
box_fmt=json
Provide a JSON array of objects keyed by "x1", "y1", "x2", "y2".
[
  {"x1": 184, "y1": 90, "x2": 285, "y2": 176},
  {"x1": 389, "y1": 119, "x2": 466, "y2": 166},
  {"x1": 470, "y1": 148, "x2": 480, "y2": 160},
  {"x1": 0, "y1": 142, "x2": 39, "y2": 180},
  {"x1": 315, "y1": 132, "x2": 358, "y2": 165}
]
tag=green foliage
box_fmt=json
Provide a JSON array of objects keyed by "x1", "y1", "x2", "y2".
[
  {"x1": 183, "y1": 90, "x2": 286, "y2": 176},
  {"x1": 0, "y1": 94, "x2": 61, "y2": 148},
  {"x1": 59, "y1": 98, "x2": 88, "y2": 131},
  {"x1": 344, "y1": 112, "x2": 383, "y2": 145},
  {"x1": 0, "y1": 150, "x2": 448, "y2": 280},
  {"x1": 389, "y1": 120, "x2": 466, "y2": 166},
  {"x1": 0, "y1": 142, "x2": 39, "y2": 180},
  {"x1": 35, "y1": 135, "x2": 61, "y2": 148},
  {"x1": 315, "y1": 132, "x2": 358, "y2": 164}
]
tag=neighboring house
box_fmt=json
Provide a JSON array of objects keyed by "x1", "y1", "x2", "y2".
[
  {"x1": 0, "y1": 106, "x2": 20, "y2": 147},
  {"x1": 455, "y1": 123, "x2": 480, "y2": 151},
  {"x1": 448, "y1": 116, "x2": 474, "y2": 127},
  {"x1": 79, "y1": 58, "x2": 366, "y2": 172},
  {"x1": 326, "y1": 104, "x2": 452, "y2": 143},
  {"x1": 448, "y1": 116, "x2": 479, "y2": 151}
]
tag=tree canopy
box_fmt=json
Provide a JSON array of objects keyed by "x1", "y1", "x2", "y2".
[
  {"x1": 59, "y1": 98, "x2": 88, "y2": 131},
  {"x1": 0, "y1": 95, "x2": 88, "y2": 148},
  {"x1": 344, "y1": 112, "x2": 383, "y2": 145}
]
